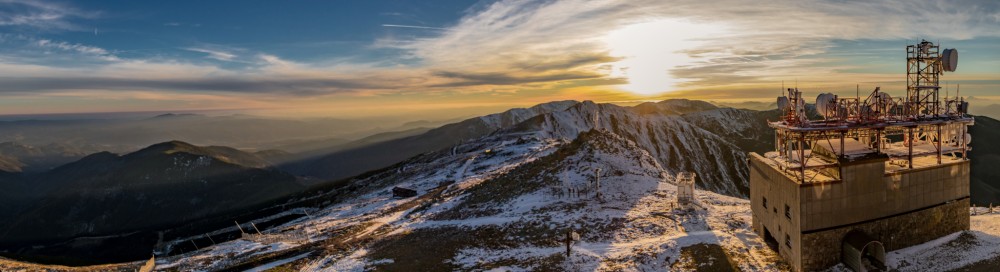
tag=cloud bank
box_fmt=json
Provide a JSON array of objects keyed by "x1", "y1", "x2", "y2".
[{"x1": 0, "y1": 0, "x2": 997, "y2": 115}]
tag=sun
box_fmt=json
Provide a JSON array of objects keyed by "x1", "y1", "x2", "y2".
[{"x1": 602, "y1": 18, "x2": 728, "y2": 96}]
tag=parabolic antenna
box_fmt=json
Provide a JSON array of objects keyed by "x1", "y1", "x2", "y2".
[
  {"x1": 876, "y1": 92, "x2": 892, "y2": 104},
  {"x1": 876, "y1": 92, "x2": 893, "y2": 110},
  {"x1": 777, "y1": 96, "x2": 790, "y2": 112},
  {"x1": 941, "y1": 48, "x2": 958, "y2": 72},
  {"x1": 815, "y1": 93, "x2": 837, "y2": 118}
]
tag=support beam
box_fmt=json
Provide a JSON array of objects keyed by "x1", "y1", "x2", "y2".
[
  {"x1": 840, "y1": 131, "x2": 846, "y2": 158},
  {"x1": 799, "y1": 132, "x2": 806, "y2": 181},
  {"x1": 936, "y1": 124, "x2": 942, "y2": 164},
  {"x1": 962, "y1": 125, "x2": 968, "y2": 160},
  {"x1": 907, "y1": 127, "x2": 914, "y2": 169},
  {"x1": 875, "y1": 129, "x2": 882, "y2": 152}
]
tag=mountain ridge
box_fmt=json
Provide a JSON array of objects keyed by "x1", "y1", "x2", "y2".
[{"x1": 0, "y1": 140, "x2": 303, "y2": 264}]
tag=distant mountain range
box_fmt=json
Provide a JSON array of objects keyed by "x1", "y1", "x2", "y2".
[
  {"x1": 0, "y1": 113, "x2": 450, "y2": 153},
  {"x1": 0, "y1": 142, "x2": 110, "y2": 173},
  {"x1": 0, "y1": 141, "x2": 302, "y2": 264}
]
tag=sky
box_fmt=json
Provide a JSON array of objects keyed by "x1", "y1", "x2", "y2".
[{"x1": 0, "y1": 0, "x2": 997, "y2": 119}]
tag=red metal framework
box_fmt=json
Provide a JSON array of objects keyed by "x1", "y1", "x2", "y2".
[
  {"x1": 906, "y1": 40, "x2": 943, "y2": 118},
  {"x1": 767, "y1": 40, "x2": 972, "y2": 183}
]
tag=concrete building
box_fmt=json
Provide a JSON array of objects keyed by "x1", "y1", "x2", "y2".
[{"x1": 750, "y1": 41, "x2": 972, "y2": 271}]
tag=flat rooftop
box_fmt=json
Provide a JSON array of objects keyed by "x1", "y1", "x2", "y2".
[
  {"x1": 768, "y1": 116, "x2": 974, "y2": 132},
  {"x1": 757, "y1": 150, "x2": 966, "y2": 185}
]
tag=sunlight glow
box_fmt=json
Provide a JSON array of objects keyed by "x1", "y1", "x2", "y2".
[{"x1": 603, "y1": 19, "x2": 729, "y2": 95}]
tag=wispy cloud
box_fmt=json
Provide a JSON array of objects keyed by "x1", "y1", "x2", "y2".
[
  {"x1": 381, "y1": 24, "x2": 447, "y2": 30},
  {"x1": 36, "y1": 39, "x2": 110, "y2": 56},
  {"x1": 184, "y1": 47, "x2": 237, "y2": 61},
  {"x1": 0, "y1": 0, "x2": 98, "y2": 30},
  {"x1": 385, "y1": 0, "x2": 1000, "y2": 96}
]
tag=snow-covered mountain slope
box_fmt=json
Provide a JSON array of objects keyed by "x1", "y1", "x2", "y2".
[
  {"x1": 681, "y1": 108, "x2": 775, "y2": 152},
  {"x1": 292, "y1": 99, "x2": 766, "y2": 197},
  {"x1": 135, "y1": 129, "x2": 786, "y2": 271},
  {"x1": 478, "y1": 100, "x2": 579, "y2": 130},
  {"x1": 123, "y1": 128, "x2": 999, "y2": 272},
  {"x1": 287, "y1": 100, "x2": 579, "y2": 181},
  {"x1": 506, "y1": 100, "x2": 763, "y2": 196}
]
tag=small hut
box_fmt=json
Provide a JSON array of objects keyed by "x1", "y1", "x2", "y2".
[{"x1": 676, "y1": 172, "x2": 696, "y2": 205}]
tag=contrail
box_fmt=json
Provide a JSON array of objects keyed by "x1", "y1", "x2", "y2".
[{"x1": 381, "y1": 24, "x2": 448, "y2": 30}]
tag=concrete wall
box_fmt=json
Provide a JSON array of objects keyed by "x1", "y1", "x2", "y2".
[
  {"x1": 749, "y1": 153, "x2": 802, "y2": 270},
  {"x1": 799, "y1": 198, "x2": 969, "y2": 271},
  {"x1": 799, "y1": 160, "x2": 970, "y2": 232},
  {"x1": 751, "y1": 152, "x2": 971, "y2": 271}
]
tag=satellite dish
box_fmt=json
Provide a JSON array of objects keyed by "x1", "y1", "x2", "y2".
[
  {"x1": 815, "y1": 93, "x2": 837, "y2": 119},
  {"x1": 876, "y1": 92, "x2": 893, "y2": 111},
  {"x1": 777, "y1": 96, "x2": 789, "y2": 112},
  {"x1": 877, "y1": 92, "x2": 892, "y2": 104},
  {"x1": 941, "y1": 48, "x2": 958, "y2": 72},
  {"x1": 965, "y1": 133, "x2": 972, "y2": 145}
]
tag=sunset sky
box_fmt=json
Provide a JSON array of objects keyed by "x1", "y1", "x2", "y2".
[{"x1": 0, "y1": 0, "x2": 998, "y2": 119}]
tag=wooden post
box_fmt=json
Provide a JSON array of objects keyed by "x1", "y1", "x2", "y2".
[
  {"x1": 235, "y1": 221, "x2": 245, "y2": 234},
  {"x1": 565, "y1": 230, "x2": 572, "y2": 257},
  {"x1": 251, "y1": 222, "x2": 263, "y2": 235},
  {"x1": 594, "y1": 168, "x2": 601, "y2": 201}
]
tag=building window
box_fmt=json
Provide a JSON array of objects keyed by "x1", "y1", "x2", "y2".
[
  {"x1": 785, "y1": 234, "x2": 792, "y2": 248},
  {"x1": 785, "y1": 204, "x2": 791, "y2": 220},
  {"x1": 762, "y1": 197, "x2": 768, "y2": 208}
]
